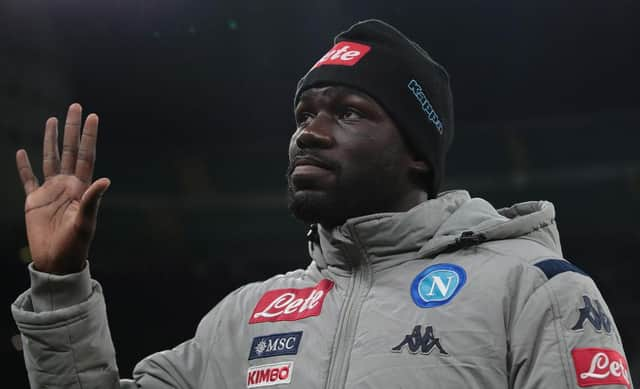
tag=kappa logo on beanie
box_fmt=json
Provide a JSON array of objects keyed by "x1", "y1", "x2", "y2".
[
  {"x1": 408, "y1": 79, "x2": 443, "y2": 134},
  {"x1": 313, "y1": 41, "x2": 371, "y2": 68}
]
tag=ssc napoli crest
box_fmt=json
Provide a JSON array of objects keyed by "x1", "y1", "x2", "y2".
[{"x1": 411, "y1": 263, "x2": 467, "y2": 308}]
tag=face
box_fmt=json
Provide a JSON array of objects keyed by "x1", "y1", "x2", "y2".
[{"x1": 287, "y1": 85, "x2": 425, "y2": 228}]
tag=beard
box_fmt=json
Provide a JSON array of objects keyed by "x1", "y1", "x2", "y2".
[
  {"x1": 286, "y1": 148, "x2": 408, "y2": 229},
  {"x1": 286, "y1": 184, "x2": 348, "y2": 228}
]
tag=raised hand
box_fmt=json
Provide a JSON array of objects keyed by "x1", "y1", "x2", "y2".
[{"x1": 16, "y1": 103, "x2": 111, "y2": 274}]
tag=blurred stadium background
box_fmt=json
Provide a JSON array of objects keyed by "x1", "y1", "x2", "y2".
[{"x1": 1, "y1": 0, "x2": 638, "y2": 386}]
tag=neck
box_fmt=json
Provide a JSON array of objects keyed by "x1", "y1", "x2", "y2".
[
  {"x1": 390, "y1": 189, "x2": 429, "y2": 213},
  {"x1": 318, "y1": 189, "x2": 429, "y2": 230}
]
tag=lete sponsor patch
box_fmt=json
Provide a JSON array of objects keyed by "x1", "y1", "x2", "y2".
[
  {"x1": 249, "y1": 279, "x2": 334, "y2": 324},
  {"x1": 572, "y1": 348, "x2": 630, "y2": 388},
  {"x1": 411, "y1": 263, "x2": 466, "y2": 308},
  {"x1": 312, "y1": 41, "x2": 371, "y2": 69},
  {"x1": 247, "y1": 361, "x2": 293, "y2": 388},
  {"x1": 249, "y1": 331, "x2": 303, "y2": 360}
]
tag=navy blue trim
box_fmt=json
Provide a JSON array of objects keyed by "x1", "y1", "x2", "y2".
[{"x1": 534, "y1": 259, "x2": 589, "y2": 280}]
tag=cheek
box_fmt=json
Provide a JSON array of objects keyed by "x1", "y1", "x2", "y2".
[
  {"x1": 345, "y1": 133, "x2": 404, "y2": 161},
  {"x1": 354, "y1": 138, "x2": 409, "y2": 175}
]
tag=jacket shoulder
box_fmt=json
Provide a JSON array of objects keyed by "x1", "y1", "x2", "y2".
[
  {"x1": 468, "y1": 239, "x2": 630, "y2": 387},
  {"x1": 475, "y1": 237, "x2": 589, "y2": 282}
]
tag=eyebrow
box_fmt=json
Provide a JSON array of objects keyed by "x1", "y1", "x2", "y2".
[{"x1": 298, "y1": 86, "x2": 375, "y2": 105}]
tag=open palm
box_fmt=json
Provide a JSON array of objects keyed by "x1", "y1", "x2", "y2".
[{"x1": 16, "y1": 103, "x2": 110, "y2": 274}]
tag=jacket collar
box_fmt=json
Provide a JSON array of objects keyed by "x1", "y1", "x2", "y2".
[
  {"x1": 309, "y1": 190, "x2": 472, "y2": 271},
  {"x1": 309, "y1": 189, "x2": 561, "y2": 271}
]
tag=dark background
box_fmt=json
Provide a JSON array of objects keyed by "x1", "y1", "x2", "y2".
[{"x1": 2, "y1": 0, "x2": 639, "y2": 386}]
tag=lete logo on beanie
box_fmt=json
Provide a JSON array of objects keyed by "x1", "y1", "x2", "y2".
[{"x1": 313, "y1": 41, "x2": 371, "y2": 68}]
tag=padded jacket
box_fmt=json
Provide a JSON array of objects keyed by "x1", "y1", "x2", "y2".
[{"x1": 12, "y1": 190, "x2": 633, "y2": 388}]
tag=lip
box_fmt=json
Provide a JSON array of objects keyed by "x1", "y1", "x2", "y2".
[
  {"x1": 289, "y1": 155, "x2": 335, "y2": 186},
  {"x1": 292, "y1": 165, "x2": 331, "y2": 176},
  {"x1": 293, "y1": 155, "x2": 334, "y2": 170}
]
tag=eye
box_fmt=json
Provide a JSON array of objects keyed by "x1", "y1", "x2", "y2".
[
  {"x1": 339, "y1": 107, "x2": 363, "y2": 121},
  {"x1": 296, "y1": 112, "x2": 314, "y2": 128}
]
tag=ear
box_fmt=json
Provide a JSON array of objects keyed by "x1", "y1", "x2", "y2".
[
  {"x1": 408, "y1": 159, "x2": 430, "y2": 176},
  {"x1": 407, "y1": 159, "x2": 431, "y2": 193}
]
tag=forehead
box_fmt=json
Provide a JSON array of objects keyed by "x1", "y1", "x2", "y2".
[{"x1": 297, "y1": 85, "x2": 378, "y2": 106}]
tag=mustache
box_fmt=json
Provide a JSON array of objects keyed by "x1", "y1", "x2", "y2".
[{"x1": 286, "y1": 152, "x2": 340, "y2": 176}]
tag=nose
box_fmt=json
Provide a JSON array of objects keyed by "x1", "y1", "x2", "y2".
[{"x1": 295, "y1": 113, "x2": 334, "y2": 150}]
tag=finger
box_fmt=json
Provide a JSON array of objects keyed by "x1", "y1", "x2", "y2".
[
  {"x1": 43, "y1": 117, "x2": 60, "y2": 179},
  {"x1": 79, "y1": 177, "x2": 110, "y2": 221},
  {"x1": 16, "y1": 149, "x2": 39, "y2": 195},
  {"x1": 75, "y1": 113, "x2": 99, "y2": 183},
  {"x1": 60, "y1": 103, "x2": 82, "y2": 174}
]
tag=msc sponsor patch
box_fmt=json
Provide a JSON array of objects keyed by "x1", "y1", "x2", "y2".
[
  {"x1": 391, "y1": 325, "x2": 448, "y2": 355},
  {"x1": 572, "y1": 348, "x2": 630, "y2": 388},
  {"x1": 249, "y1": 279, "x2": 333, "y2": 324},
  {"x1": 572, "y1": 295, "x2": 612, "y2": 334},
  {"x1": 247, "y1": 361, "x2": 293, "y2": 388},
  {"x1": 249, "y1": 331, "x2": 303, "y2": 360},
  {"x1": 411, "y1": 263, "x2": 466, "y2": 308}
]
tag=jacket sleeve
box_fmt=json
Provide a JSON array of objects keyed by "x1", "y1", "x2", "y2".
[
  {"x1": 508, "y1": 260, "x2": 633, "y2": 389},
  {"x1": 11, "y1": 262, "x2": 221, "y2": 389}
]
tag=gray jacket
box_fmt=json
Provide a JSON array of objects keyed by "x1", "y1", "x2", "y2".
[{"x1": 12, "y1": 190, "x2": 633, "y2": 388}]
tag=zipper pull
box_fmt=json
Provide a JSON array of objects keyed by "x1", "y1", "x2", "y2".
[
  {"x1": 306, "y1": 224, "x2": 319, "y2": 243},
  {"x1": 456, "y1": 231, "x2": 486, "y2": 248},
  {"x1": 443, "y1": 231, "x2": 486, "y2": 252}
]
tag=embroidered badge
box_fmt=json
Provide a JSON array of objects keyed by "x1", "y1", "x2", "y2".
[
  {"x1": 572, "y1": 348, "x2": 630, "y2": 388},
  {"x1": 312, "y1": 41, "x2": 371, "y2": 69},
  {"x1": 410, "y1": 263, "x2": 466, "y2": 308},
  {"x1": 249, "y1": 279, "x2": 334, "y2": 324},
  {"x1": 247, "y1": 361, "x2": 294, "y2": 388},
  {"x1": 249, "y1": 332, "x2": 303, "y2": 360}
]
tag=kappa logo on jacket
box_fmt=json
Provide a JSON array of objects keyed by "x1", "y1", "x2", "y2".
[
  {"x1": 572, "y1": 348, "x2": 630, "y2": 388},
  {"x1": 247, "y1": 361, "x2": 293, "y2": 388},
  {"x1": 411, "y1": 263, "x2": 466, "y2": 308},
  {"x1": 391, "y1": 325, "x2": 448, "y2": 355},
  {"x1": 571, "y1": 296, "x2": 612, "y2": 334},
  {"x1": 249, "y1": 279, "x2": 334, "y2": 324}
]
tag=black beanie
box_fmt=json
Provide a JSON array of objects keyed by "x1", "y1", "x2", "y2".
[{"x1": 294, "y1": 19, "x2": 454, "y2": 198}]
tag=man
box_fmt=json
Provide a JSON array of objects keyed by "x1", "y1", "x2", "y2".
[{"x1": 12, "y1": 19, "x2": 632, "y2": 389}]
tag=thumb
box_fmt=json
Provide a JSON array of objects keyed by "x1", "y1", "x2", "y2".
[{"x1": 79, "y1": 177, "x2": 111, "y2": 221}]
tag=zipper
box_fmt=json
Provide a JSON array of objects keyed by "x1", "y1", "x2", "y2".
[{"x1": 323, "y1": 233, "x2": 372, "y2": 389}]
